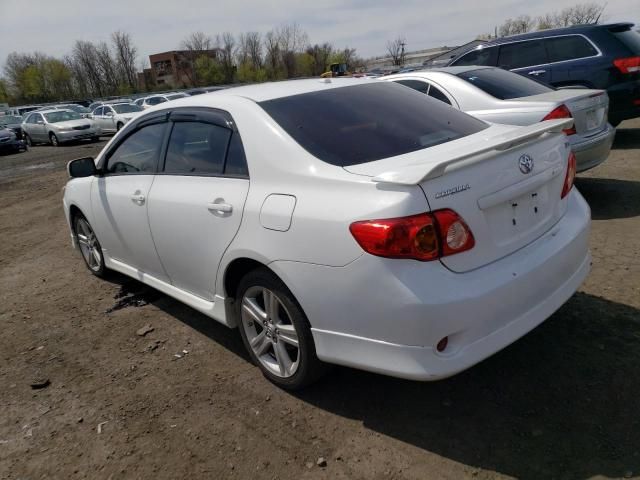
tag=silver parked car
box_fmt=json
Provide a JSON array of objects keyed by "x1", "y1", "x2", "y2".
[
  {"x1": 91, "y1": 103, "x2": 142, "y2": 133},
  {"x1": 384, "y1": 67, "x2": 616, "y2": 172},
  {"x1": 22, "y1": 109, "x2": 100, "y2": 147},
  {"x1": 141, "y1": 92, "x2": 189, "y2": 109}
]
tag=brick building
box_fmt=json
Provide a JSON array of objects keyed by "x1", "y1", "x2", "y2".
[{"x1": 137, "y1": 49, "x2": 220, "y2": 90}]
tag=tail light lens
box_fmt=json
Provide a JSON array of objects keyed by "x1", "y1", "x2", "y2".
[
  {"x1": 561, "y1": 152, "x2": 577, "y2": 199},
  {"x1": 349, "y1": 209, "x2": 474, "y2": 261},
  {"x1": 542, "y1": 104, "x2": 576, "y2": 135},
  {"x1": 613, "y1": 56, "x2": 640, "y2": 74}
]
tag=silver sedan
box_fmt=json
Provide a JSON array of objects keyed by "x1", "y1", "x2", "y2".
[
  {"x1": 21, "y1": 109, "x2": 100, "y2": 146},
  {"x1": 384, "y1": 67, "x2": 616, "y2": 172}
]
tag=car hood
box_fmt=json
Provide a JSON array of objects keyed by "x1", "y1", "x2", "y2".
[
  {"x1": 0, "y1": 128, "x2": 14, "y2": 138},
  {"x1": 52, "y1": 120, "x2": 94, "y2": 129}
]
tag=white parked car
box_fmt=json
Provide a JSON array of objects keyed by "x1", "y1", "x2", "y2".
[
  {"x1": 91, "y1": 103, "x2": 143, "y2": 133},
  {"x1": 141, "y1": 92, "x2": 190, "y2": 109},
  {"x1": 384, "y1": 67, "x2": 616, "y2": 172},
  {"x1": 63, "y1": 79, "x2": 591, "y2": 389}
]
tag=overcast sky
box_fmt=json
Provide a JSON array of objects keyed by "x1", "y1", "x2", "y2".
[{"x1": 1, "y1": 0, "x2": 638, "y2": 68}]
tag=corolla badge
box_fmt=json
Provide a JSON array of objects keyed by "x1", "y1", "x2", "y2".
[{"x1": 518, "y1": 154, "x2": 534, "y2": 174}]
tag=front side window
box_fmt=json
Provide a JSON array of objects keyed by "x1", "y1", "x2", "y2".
[
  {"x1": 105, "y1": 123, "x2": 166, "y2": 174},
  {"x1": 164, "y1": 121, "x2": 231, "y2": 175},
  {"x1": 94, "y1": 107, "x2": 103, "y2": 116},
  {"x1": 112, "y1": 104, "x2": 142, "y2": 114},
  {"x1": 457, "y1": 67, "x2": 553, "y2": 99},
  {"x1": 545, "y1": 36, "x2": 598, "y2": 63},
  {"x1": 259, "y1": 82, "x2": 488, "y2": 167},
  {"x1": 498, "y1": 40, "x2": 548, "y2": 69},
  {"x1": 453, "y1": 47, "x2": 498, "y2": 67},
  {"x1": 146, "y1": 97, "x2": 163, "y2": 106}
]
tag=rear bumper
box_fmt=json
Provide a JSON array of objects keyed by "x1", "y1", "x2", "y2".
[
  {"x1": 571, "y1": 123, "x2": 616, "y2": 172},
  {"x1": 607, "y1": 79, "x2": 640, "y2": 124},
  {"x1": 271, "y1": 189, "x2": 591, "y2": 381}
]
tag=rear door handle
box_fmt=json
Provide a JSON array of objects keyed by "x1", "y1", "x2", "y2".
[
  {"x1": 528, "y1": 70, "x2": 546, "y2": 76},
  {"x1": 131, "y1": 194, "x2": 145, "y2": 205},
  {"x1": 207, "y1": 201, "x2": 233, "y2": 213}
]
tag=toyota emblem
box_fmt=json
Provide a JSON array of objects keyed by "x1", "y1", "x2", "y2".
[{"x1": 518, "y1": 154, "x2": 534, "y2": 174}]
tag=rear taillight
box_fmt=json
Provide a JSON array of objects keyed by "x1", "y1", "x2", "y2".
[
  {"x1": 349, "y1": 209, "x2": 475, "y2": 261},
  {"x1": 613, "y1": 56, "x2": 640, "y2": 74},
  {"x1": 542, "y1": 104, "x2": 576, "y2": 135},
  {"x1": 561, "y1": 152, "x2": 577, "y2": 199}
]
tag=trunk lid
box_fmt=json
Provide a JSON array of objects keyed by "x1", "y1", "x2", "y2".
[
  {"x1": 511, "y1": 88, "x2": 609, "y2": 136},
  {"x1": 345, "y1": 121, "x2": 572, "y2": 272}
]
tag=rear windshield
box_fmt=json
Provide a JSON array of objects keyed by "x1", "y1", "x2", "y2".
[
  {"x1": 611, "y1": 28, "x2": 640, "y2": 54},
  {"x1": 457, "y1": 67, "x2": 553, "y2": 100},
  {"x1": 258, "y1": 82, "x2": 488, "y2": 167}
]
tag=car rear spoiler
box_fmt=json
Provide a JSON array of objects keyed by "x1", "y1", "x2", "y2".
[{"x1": 372, "y1": 119, "x2": 573, "y2": 185}]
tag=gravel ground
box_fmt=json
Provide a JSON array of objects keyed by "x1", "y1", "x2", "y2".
[{"x1": 0, "y1": 121, "x2": 639, "y2": 480}]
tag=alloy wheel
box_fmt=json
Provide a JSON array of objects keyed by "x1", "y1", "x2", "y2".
[
  {"x1": 76, "y1": 218, "x2": 102, "y2": 272},
  {"x1": 240, "y1": 286, "x2": 300, "y2": 378}
]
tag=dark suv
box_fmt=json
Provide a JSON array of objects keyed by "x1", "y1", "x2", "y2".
[{"x1": 448, "y1": 23, "x2": 640, "y2": 126}]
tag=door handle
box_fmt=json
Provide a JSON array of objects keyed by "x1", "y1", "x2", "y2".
[
  {"x1": 207, "y1": 200, "x2": 233, "y2": 213},
  {"x1": 131, "y1": 194, "x2": 146, "y2": 205},
  {"x1": 528, "y1": 69, "x2": 546, "y2": 76}
]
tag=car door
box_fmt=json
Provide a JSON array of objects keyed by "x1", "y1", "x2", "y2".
[
  {"x1": 92, "y1": 107, "x2": 105, "y2": 131},
  {"x1": 31, "y1": 113, "x2": 47, "y2": 142},
  {"x1": 543, "y1": 35, "x2": 600, "y2": 87},
  {"x1": 90, "y1": 117, "x2": 170, "y2": 282},
  {"x1": 498, "y1": 40, "x2": 552, "y2": 85},
  {"x1": 147, "y1": 109, "x2": 250, "y2": 300},
  {"x1": 102, "y1": 106, "x2": 117, "y2": 132}
]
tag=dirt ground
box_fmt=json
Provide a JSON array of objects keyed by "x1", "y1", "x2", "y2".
[{"x1": 1, "y1": 119, "x2": 639, "y2": 480}]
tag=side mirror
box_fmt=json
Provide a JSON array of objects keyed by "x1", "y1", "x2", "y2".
[
  {"x1": 86, "y1": 113, "x2": 93, "y2": 119},
  {"x1": 68, "y1": 157, "x2": 97, "y2": 178},
  {"x1": 36, "y1": 120, "x2": 44, "y2": 125},
  {"x1": 106, "y1": 111, "x2": 114, "y2": 117}
]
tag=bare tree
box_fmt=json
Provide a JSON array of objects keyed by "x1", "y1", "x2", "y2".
[
  {"x1": 112, "y1": 31, "x2": 138, "y2": 91},
  {"x1": 386, "y1": 37, "x2": 406, "y2": 66},
  {"x1": 70, "y1": 40, "x2": 106, "y2": 97},
  {"x1": 95, "y1": 42, "x2": 119, "y2": 94},
  {"x1": 245, "y1": 32, "x2": 263, "y2": 69},
  {"x1": 180, "y1": 32, "x2": 214, "y2": 86},
  {"x1": 217, "y1": 32, "x2": 236, "y2": 83},
  {"x1": 277, "y1": 23, "x2": 309, "y2": 78},
  {"x1": 536, "y1": 3, "x2": 607, "y2": 29},
  {"x1": 306, "y1": 43, "x2": 333, "y2": 76},
  {"x1": 264, "y1": 30, "x2": 281, "y2": 78},
  {"x1": 499, "y1": 15, "x2": 535, "y2": 36}
]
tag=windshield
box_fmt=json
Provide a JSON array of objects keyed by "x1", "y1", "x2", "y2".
[
  {"x1": 457, "y1": 67, "x2": 553, "y2": 100},
  {"x1": 112, "y1": 104, "x2": 142, "y2": 114},
  {"x1": 259, "y1": 82, "x2": 488, "y2": 167},
  {"x1": 1, "y1": 115, "x2": 23, "y2": 124},
  {"x1": 166, "y1": 93, "x2": 187, "y2": 100},
  {"x1": 61, "y1": 104, "x2": 90, "y2": 113},
  {"x1": 44, "y1": 111, "x2": 82, "y2": 123}
]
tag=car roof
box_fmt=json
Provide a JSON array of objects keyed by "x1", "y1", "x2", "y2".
[
  {"x1": 483, "y1": 22, "x2": 634, "y2": 45},
  {"x1": 37, "y1": 108, "x2": 73, "y2": 114},
  {"x1": 210, "y1": 77, "x2": 376, "y2": 102}
]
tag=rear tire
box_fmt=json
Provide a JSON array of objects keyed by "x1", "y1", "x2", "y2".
[
  {"x1": 73, "y1": 213, "x2": 106, "y2": 277},
  {"x1": 24, "y1": 134, "x2": 32, "y2": 147},
  {"x1": 49, "y1": 133, "x2": 59, "y2": 147},
  {"x1": 236, "y1": 268, "x2": 327, "y2": 390},
  {"x1": 116, "y1": 122, "x2": 124, "y2": 132},
  {"x1": 91, "y1": 136, "x2": 100, "y2": 142}
]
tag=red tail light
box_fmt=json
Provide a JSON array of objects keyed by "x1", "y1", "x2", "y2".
[
  {"x1": 561, "y1": 152, "x2": 577, "y2": 199},
  {"x1": 542, "y1": 104, "x2": 576, "y2": 135},
  {"x1": 349, "y1": 209, "x2": 475, "y2": 261},
  {"x1": 613, "y1": 56, "x2": 640, "y2": 74}
]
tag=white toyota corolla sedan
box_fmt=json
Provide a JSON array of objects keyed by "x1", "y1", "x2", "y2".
[{"x1": 63, "y1": 78, "x2": 591, "y2": 389}]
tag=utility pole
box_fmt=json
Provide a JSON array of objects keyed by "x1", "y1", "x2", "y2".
[{"x1": 400, "y1": 41, "x2": 406, "y2": 66}]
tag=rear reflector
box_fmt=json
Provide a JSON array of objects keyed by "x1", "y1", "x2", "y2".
[
  {"x1": 542, "y1": 105, "x2": 576, "y2": 135},
  {"x1": 349, "y1": 209, "x2": 474, "y2": 261},
  {"x1": 561, "y1": 152, "x2": 577, "y2": 199},
  {"x1": 613, "y1": 56, "x2": 640, "y2": 74},
  {"x1": 634, "y1": 99, "x2": 640, "y2": 106},
  {"x1": 436, "y1": 337, "x2": 449, "y2": 353}
]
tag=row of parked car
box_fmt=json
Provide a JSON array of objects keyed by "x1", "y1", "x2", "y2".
[{"x1": 0, "y1": 90, "x2": 205, "y2": 152}]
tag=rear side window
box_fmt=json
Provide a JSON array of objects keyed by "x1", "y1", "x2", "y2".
[
  {"x1": 545, "y1": 36, "x2": 598, "y2": 63},
  {"x1": 259, "y1": 82, "x2": 488, "y2": 167},
  {"x1": 105, "y1": 123, "x2": 166, "y2": 174},
  {"x1": 458, "y1": 67, "x2": 553, "y2": 99},
  {"x1": 610, "y1": 28, "x2": 640, "y2": 54},
  {"x1": 428, "y1": 85, "x2": 452, "y2": 105},
  {"x1": 452, "y1": 47, "x2": 498, "y2": 67},
  {"x1": 164, "y1": 121, "x2": 231, "y2": 175},
  {"x1": 224, "y1": 133, "x2": 249, "y2": 177},
  {"x1": 498, "y1": 40, "x2": 548, "y2": 69},
  {"x1": 394, "y1": 79, "x2": 430, "y2": 94}
]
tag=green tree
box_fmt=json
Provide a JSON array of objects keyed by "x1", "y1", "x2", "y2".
[{"x1": 194, "y1": 56, "x2": 224, "y2": 85}]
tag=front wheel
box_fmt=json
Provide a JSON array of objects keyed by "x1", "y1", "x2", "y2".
[
  {"x1": 24, "y1": 134, "x2": 32, "y2": 147},
  {"x1": 49, "y1": 133, "x2": 59, "y2": 147},
  {"x1": 116, "y1": 122, "x2": 124, "y2": 132},
  {"x1": 236, "y1": 268, "x2": 327, "y2": 390},
  {"x1": 73, "y1": 214, "x2": 106, "y2": 277}
]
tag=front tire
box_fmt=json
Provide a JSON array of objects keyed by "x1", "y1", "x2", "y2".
[
  {"x1": 24, "y1": 134, "x2": 33, "y2": 147},
  {"x1": 73, "y1": 214, "x2": 106, "y2": 277},
  {"x1": 49, "y1": 133, "x2": 59, "y2": 147},
  {"x1": 236, "y1": 268, "x2": 327, "y2": 390},
  {"x1": 116, "y1": 122, "x2": 124, "y2": 132}
]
